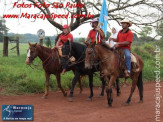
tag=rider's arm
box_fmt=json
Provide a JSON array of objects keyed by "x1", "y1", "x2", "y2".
[
  {"x1": 84, "y1": 36, "x2": 91, "y2": 42},
  {"x1": 110, "y1": 38, "x2": 118, "y2": 42},
  {"x1": 56, "y1": 38, "x2": 61, "y2": 47},
  {"x1": 96, "y1": 27, "x2": 105, "y2": 38},
  {"x1": 117, "y1": 41, "x2": 130, "y2": 46}
]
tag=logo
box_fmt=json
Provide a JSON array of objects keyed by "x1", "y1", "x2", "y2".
[{"x1": 2, "y1": 105, "x2": 33, "y2": 121}]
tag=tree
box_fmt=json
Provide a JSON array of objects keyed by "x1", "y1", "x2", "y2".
[
  {"x1": 1, "y1": 0, "x2": 163, "y2": 32},
  {"x1": 133, "y1": 33, "x2": 138, "y2": 41},
  {"x1": 139, "y1": 26, "x2": 152, "y2": 38},
  {"x1": 156, "y1": 20, "x2": 163, "y2": 38},
  {"x1": 138, "y1": 26, "x2": 154, "y2": 42},
  {"x1": 0, "y1": 17, "x2": 9, "y2": 42}
]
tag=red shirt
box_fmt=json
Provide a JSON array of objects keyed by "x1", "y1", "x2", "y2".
[
  {"x1": 88, "y1": 29, "x2": 104, "y2": 44},
  {"x1": 59, "y1": 33, "x2": 73, "y2": 46},
  {"x1": 117, "y1": 29, "x2": 133, "y2": 50}
]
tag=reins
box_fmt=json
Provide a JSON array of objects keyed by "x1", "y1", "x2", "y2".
[{"x1": 29, "y1": 48, "x2": 60, "y2": 70}]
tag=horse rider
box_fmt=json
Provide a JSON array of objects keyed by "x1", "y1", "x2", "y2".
[
  {"x1": 111, "y1": 18, "x2": 133, "y2": 78},
  {"x1": 54, "y1": 24, "x2": 73, "y2": 75},
  {"x1": 84, "y1": 17, "x2": 105, "y2": 44}
]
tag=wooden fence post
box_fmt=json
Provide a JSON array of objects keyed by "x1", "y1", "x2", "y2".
[
  {"x1": 16, "y1": 37, "x2": 20, "y2": 56},
  {"x1": 3, "y1": 36, "x2": 8, "y2": 57}
]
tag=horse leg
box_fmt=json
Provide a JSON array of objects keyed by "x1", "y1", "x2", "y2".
[
  {"x1": 69, "y1": 71, "x2": 80, "y2": 102},
  {"x1": 126, "y1": 73, "x2": 139, "y2": 105},
  {"x1": 72, "y1": 70, "x2": 83, "y2": 94},
  {"x1": 42, "y1": 72, "x2": 50, "y2": 99},
  {"x1": 137, "y1": 71, "x2": 143, "y2": 103},
  {"x1": 99, "y1": 76, "x2": 106, "y2": 97},
  {"x1": 78, "y1": 78, "x2": 83, "y2": 94},
  {"x1": 106, "y1": 75, "x2": 117, "y2": 107},
  {"x1": 88, "y1": 73, "x2": 93, "y2": 101},
  {"x1": 123, "y1": 78, "x2": 127, "y2": 87},
  {"x1": 56, "y1": 73, "x2": 67, "y2": 97},
  {"x1": 116, "y1": 79, "x2": 121, "y2": 96}
]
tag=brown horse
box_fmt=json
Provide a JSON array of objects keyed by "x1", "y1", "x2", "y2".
[
  {"x1": 84, "y1": 42, "x2": 144, "y2": 107},
  {"x1": 25, "y1": 42, "x2": 82, "y2": 98}
]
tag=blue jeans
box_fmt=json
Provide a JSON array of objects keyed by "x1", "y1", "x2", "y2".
[{"x1": 123, "y1": 49, "x2": 131, "y2": 73}]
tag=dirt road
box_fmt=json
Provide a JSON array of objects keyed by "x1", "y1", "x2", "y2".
[{"x1": 0, "y1": 82, "x2": 162, "y2": 122}]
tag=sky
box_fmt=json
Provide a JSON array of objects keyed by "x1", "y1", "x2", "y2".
[
  {"x1": 0, "y1": 0, "x2": 160, "y2": 38},
  {"x1": 0, "y1": 0, "x2": 125, "y2": 38}
]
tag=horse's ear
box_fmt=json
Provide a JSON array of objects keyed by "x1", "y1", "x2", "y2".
[
  {"x1": 28, "y1": 41, "x2": 32, "y2": 46},
  {"x1": 91, "y1": 41, "x2": 96, "y2": 47},
  {"x1": 83, "y1": 41, "x2": 89, "y2": 46},
  {"x1": 33, "y1": 43, "x2": 37, "y2": 47}
]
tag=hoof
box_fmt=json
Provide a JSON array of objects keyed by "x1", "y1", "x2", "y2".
[
  {"x1": 42, "y1": 96, "x2": 47, "y2": 99},
  {"x1": 87, "y1": 98, "x2": 92, "y2": 101},
  {"x1": 98, "y1": 95, "x2": 104, "y2": 98},
  {"x1": 139, "y1": 100, "x2": 143, "y2": 103},
  {"x1": 125, "y1": 102, "x2": 130, "y2": 106},
  {"x1": 79, "y1": 91, "x2": 82, "y2": 94},
  {"x1": 69, "y1": 97, "x2": 73, "y2": 102},
  {"x1": 117, "y1": 92, "x2": 120, "y2": 96},
  {"x1": 64, "y1": 92, "x2": 67, "y2": 97},
  {"x1": 107, "y1": 104, "x2": 112, "y2": 107}
]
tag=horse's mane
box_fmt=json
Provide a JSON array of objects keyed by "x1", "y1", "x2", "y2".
[
  {"x1": 71, "y1": 42, "x2": 86, "y2": 51},
  {"x1": 37, "y1": 44, "x2": 52, "y2": 53},
  {"x1": 100, "y1": 43, "x2": 112, "y2": 51}
]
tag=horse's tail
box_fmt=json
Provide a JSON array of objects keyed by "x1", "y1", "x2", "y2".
[{"x1": 137, "y1": 71, "x2": 143, "y2": 101}]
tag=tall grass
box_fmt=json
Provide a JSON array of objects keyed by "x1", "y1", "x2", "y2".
[{"x1": 0, "y1": 41, "x2": 162, "y2": 95}]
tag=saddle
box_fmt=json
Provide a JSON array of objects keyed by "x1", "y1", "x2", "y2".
[
  {"x1": 52, "y1": 48, "x2": 61, "y2": 65},
  {"x1": 114, "y1": 48, "x2": 140, "y2": 74},
  {"x1": 56, "y1": 47, "x2": 76, "y2": 63}
]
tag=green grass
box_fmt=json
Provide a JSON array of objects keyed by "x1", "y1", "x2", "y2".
[{"x1": 0, "y1": 41, "x2": 162, "y2": 95}]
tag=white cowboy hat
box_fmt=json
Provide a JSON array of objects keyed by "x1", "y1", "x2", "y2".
[
  {"x1": 120, "y1": 18, "x2": 132, "y2": 27},
  {"x1": 90, "y1": 18, "x2": 99, "y2": 24}
]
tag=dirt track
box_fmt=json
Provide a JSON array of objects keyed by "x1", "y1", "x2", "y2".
[{"x1": 0, "y1": 82, "x2": 162, "y2": 122}]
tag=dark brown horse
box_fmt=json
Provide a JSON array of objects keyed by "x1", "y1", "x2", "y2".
[
  {"x1": 25, "y1": 42, "x2": 82, "y2": 98},
  {"x1": 84, "y1": 42, "x2": 144, "y2": 107}
]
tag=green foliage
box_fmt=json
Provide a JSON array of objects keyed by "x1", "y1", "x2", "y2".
[
  {"x1": 138, "y1": 36, "x2": 155, "y2": 42},
  {"x1": 105, "y1": 31, "x2": 111, "y2": 41},
  {"x1": 0, "y1": 17, "x2": 9, "y2": 42},
  {"x1": 133, "y1": 33, "x2": 139, "y2": 41},
  {"x1": 139, "y1": 26, "x2": 152, "y2": 37},
  {"x1": 44, "y1": 37, "x2": 52, "y2": 48},
  {"x1": 77, "y1": 37, "x2": 85, "y2": 43}
]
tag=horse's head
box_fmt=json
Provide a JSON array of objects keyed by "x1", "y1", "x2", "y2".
[
  {"x1": 84, "y1": 41, "x2": 96, "y2": 69},
  {"x1": 26, "y1": 42, "x2": 38, "y2": 65},
  {"x1": 61, "y1": 41, "x2": 72, "y2": 68}
]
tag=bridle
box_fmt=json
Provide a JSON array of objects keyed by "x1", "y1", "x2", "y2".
[
  {"x1": 85, "y1": 46, "x2": 111, "y2": 67},
  {"x1": 28, "y1": 46, "x2": 59, "y2": 70},
  {"x1": 85, "y1": 47, "x2": 96, "y2": 67},
  {"x1": 61, "y1": 42, "x2": 72, "y2": 59},
  {"x1": 61, "y1": 42, "x2": 86, "y2": 66},
  {"x1": 27, "y1": 47, "x2": 36, "y2": 61}
]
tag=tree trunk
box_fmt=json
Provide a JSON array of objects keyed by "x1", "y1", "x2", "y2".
[{"x1": 40, "y1": 39, "x2": 43, "y2": 45}]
